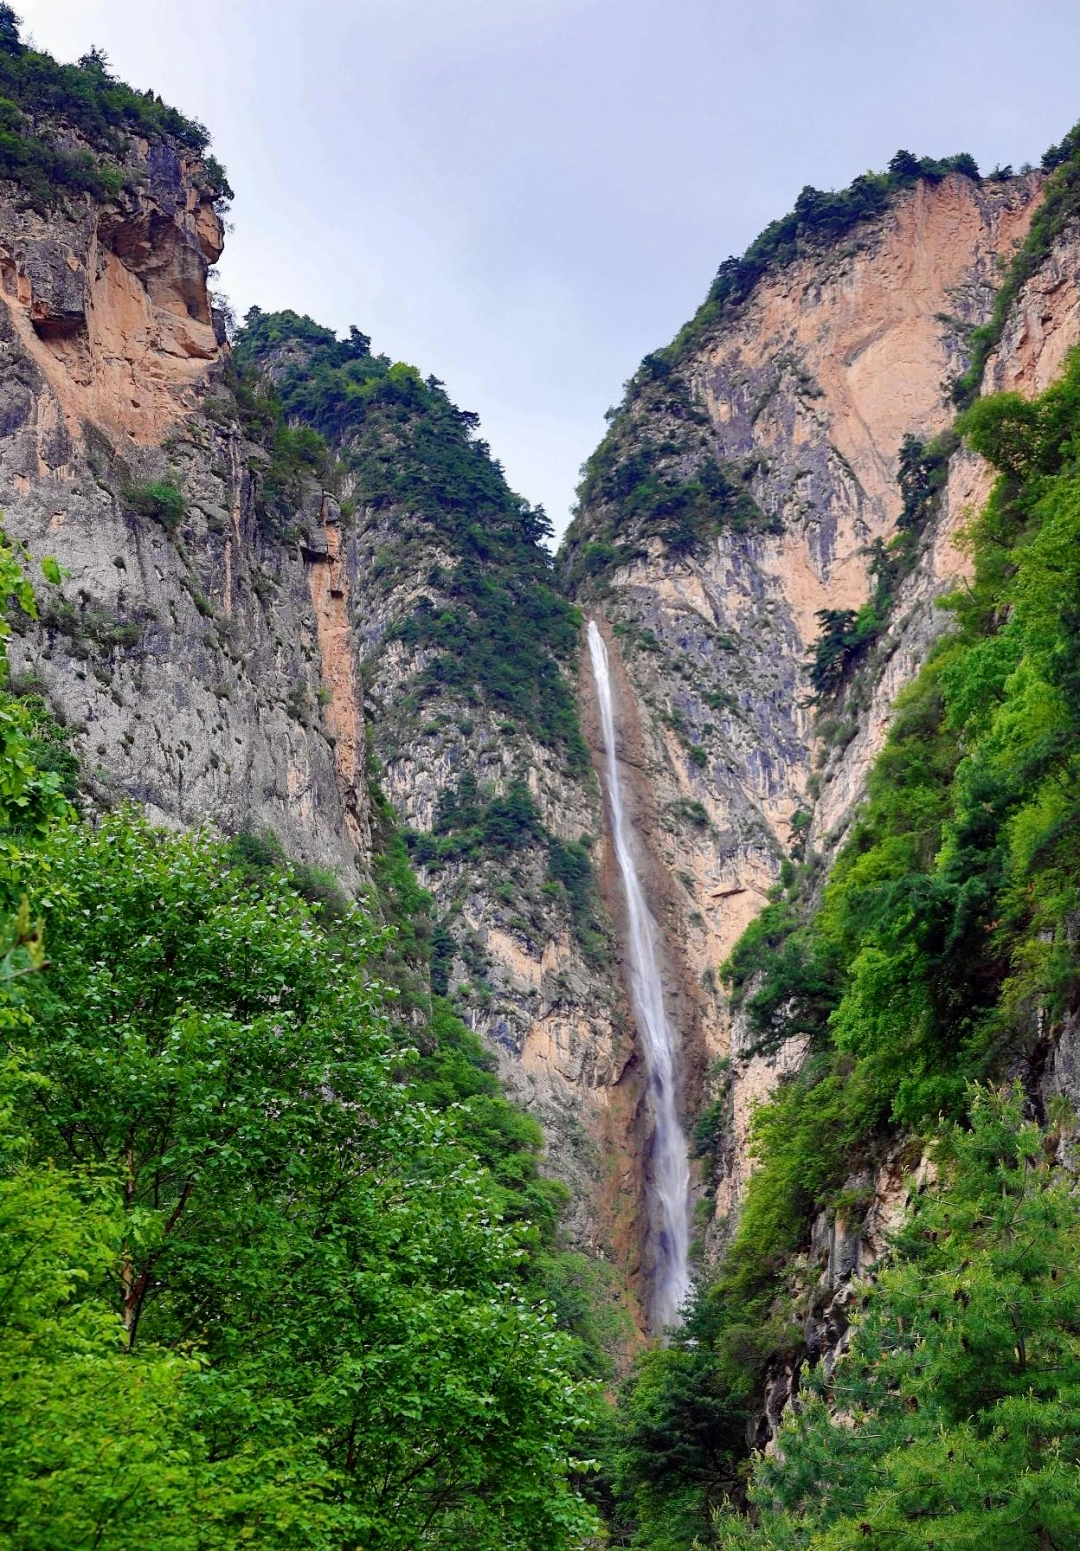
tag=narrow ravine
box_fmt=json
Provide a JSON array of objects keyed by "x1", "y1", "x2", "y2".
[{"x1": 587, "y1": 620, "x2": 691, "y2": 1330}]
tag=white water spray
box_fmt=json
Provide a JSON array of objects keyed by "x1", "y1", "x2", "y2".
[{"x1": 587, "y1": 620, "x2": 691, "y2": 1330}]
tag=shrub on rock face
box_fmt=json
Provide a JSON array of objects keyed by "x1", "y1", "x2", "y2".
[{"x1": 123, "y1": 477, "x2": 188, "y2": 532}]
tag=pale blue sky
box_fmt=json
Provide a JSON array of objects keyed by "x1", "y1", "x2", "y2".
[{"x1": 19, "y1": 0, "x2": 1080, "y2": 538}]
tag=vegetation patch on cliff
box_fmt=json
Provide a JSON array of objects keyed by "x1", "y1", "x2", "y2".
[
  {"x1": 952, "y1": 119, "x2": 1080, "y2": 409},
  {"x1": 806, "y1": 427, "x2": 958, "y2": 702},
  {"x1": 0, "y1": 9, "x2": 230, "y2": 210},
  {"x1": 234, "y1": 309, "x2": 588, "y2": 771}
]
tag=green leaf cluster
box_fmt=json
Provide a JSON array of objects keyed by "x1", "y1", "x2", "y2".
[{"x1": 714, "y1": 1089, "x2": 1080, "y2": 1550}]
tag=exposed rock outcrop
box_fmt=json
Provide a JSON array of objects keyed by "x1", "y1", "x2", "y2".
[
  {"x1": 7, "y1": 87, "x2": 1080, "y2": 1351},
  {"x1": 564, "y1": 169, "x2": 1080, "y2": 1258},
  {"x1": 0, "y1": 137, "x2": 368, "y2": 882}
]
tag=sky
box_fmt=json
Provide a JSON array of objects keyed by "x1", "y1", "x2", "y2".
[{"x1": 18, "y1": 0, "x2": 1080, "y2": 541}]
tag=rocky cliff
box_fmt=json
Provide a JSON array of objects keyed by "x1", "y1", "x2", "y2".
[
  {"x1": 563, "y1": 158, "x2": 1080, "y2": 1260},
  {"x1": 0, "y1": 53, "x2": 645, "y2": 1308},
  {"x1": 0, "y1": 127, "x2": 373, "y2": 880},
  {"x1": 6, "y1": 36, "x2": 1080, "y2": 1354},
  {"x1": 230, "y1": 312, "x2": 647, "y2": 1280}
]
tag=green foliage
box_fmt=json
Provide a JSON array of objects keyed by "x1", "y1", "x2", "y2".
[
  {"x1": 233, "y1": 310, "x2": 588, "y2": 768},
  {"x1": 727, "y1": 344, "x2": 1080, "y2": 1287},
  {"x1": 599, "y1": 454, "x2": 772, "y2": 558},
  {"x1": 807, "y1": 605, "x2": 878, "y2": 698},
  {"x1": 123, "y1": 476, "x2": 187, "y2": 532},
  {"x1": 0, "y1": 96, "x2": 124, "y2": 208},
  {"x1": 568, "y1": 436, "x2": 776, "y2": 580},
  {"x1": 364, "y1": 774, "x2": 619, "y2": 1376},
  {"x1": 715, "y1": 1089, "x2": 1080, "y2": 1550},
  {"x1": 410, "y1": 774, "x2": 542, "y2": 867},
  {"x1": 721, "y1": 894, "x2": 840, "y2": 1060},
  {"x1": 4, "y1": 680, "x2": 79, "y2": 804},
  {"x1": 221, "y1": 364, "x2": 335, "y2": 542},
  {"x1": 702, "y1": 151, "x2": 978, "y2": 319},
  {"x1": 0, "y1": 534, "x2": 73, "y2": 835},
  {"x1": 0, "y1": 813, "x2": 601, "y2": 1550},
  {"x1": 606, "y1": 1282, "x2": 791, "y2": 1549},
  {"x1": 0, "y1": 1068, "x2": 329, "y2": 1551},
  {"x1": 547, "y1": 835, "x2": 606, "y2": 963},
  {"x1": 565, "y1": 152, "x2": 980, "y2": 580},
  {"x1": 616, "y1": 344, "x2": 1080, "y2": 1551},
  {"x1": 806, "y1": 428, "x2": 958, "y2": 702},
  {"x1": 408, "y1": 777, "x2": 605, "y2": 962},
  {"x1": 897, "y1": 427, "x2": 957, "y2": 530},
  {"x1": 225, "y1": 826, "x2": 351, "y2": 927},
  {"x1": 0, "y1": 12, "x2": 229, "y2": 211}
]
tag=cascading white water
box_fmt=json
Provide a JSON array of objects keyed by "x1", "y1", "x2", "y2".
[{"x1": 587, "y1": 620, "x2": 691, "y2": 1330}]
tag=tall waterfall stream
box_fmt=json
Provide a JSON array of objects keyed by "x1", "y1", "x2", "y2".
[{"x1": 587, "y1": 620, "x2": 691, "y2": 1329}]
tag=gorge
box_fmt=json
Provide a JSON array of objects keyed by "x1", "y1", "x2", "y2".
[{"x1": 2, "y1": 14, "x2": 1080, "y2": 1549}]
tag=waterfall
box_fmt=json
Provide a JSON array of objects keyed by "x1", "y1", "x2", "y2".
[{"x1": 587, "y1": 620, "x2": 691, "y2": 1330}]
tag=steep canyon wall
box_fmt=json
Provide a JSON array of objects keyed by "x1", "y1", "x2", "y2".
[
  {"x1": 564, "y1": 167, "x2": 1080, "y2": 1254},
  {"x1": 7, "y1": 107, "x2": 1080, "y2": 1335}
]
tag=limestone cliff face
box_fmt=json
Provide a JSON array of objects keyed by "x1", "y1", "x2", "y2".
[
  {"x1": 232, "y1": 322, "x2": 646, "y2": 1277},
  {"x1": 563, "y1": 170, "x2": 1070, "y2": 1246},
  {"x1": 0, "y1": 137, "x2": 368, "y2": 883},
  {"x1": 355, "y1": 546, "x2": 641, "y2": 1262},
  {"x1": 812, "y1": 209, "x2": 1080, "y2": 863},
  {"x1": 0, "y1": 133, "x2": 224, "y2": 451}
]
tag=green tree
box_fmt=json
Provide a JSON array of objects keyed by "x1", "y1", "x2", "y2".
[
  {"x1": 0, "y1": 1063, "x2": 332, "y2": 1551},
  {"x1": 1, "y1": 813, "x2": 600, "y2": 1550},
  {"x1": 714, "y1": 1088, "x2": 1080, "y2": 1550}
]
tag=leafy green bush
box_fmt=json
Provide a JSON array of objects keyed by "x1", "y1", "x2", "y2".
[{"x1": 123, "y1": 477, "x2": 187, "y2": 533}]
